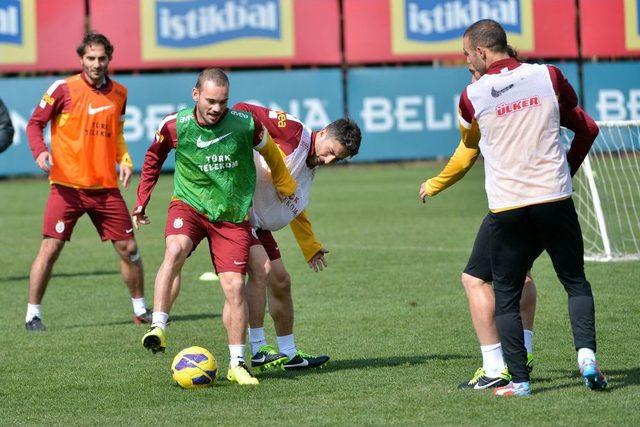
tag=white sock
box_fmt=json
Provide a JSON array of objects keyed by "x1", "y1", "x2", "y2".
[
  {"x1": 523, "y1": 329, "x2": 534, "y2": 354},
  {"x1": 151, "y1": 312, "x2": 168, "y2": 330},
  {"x1": 577, "y1": 347, "x2": 596, "y2": 366},
  {"x1": 26, "y1": 304, "x2": 42, "y2": 323},
  {"x1": 229, "y1": 344, "x2": 245, "y2": 367},
  {"x1": 480, "y1": 343, "x2": 505, "y2": 378},
  {"x1": 249, "y1": 327, "x2": 267, "y2": 356},
  {"x1": 277, "y1": 334, "x2": 297, "y2": 359},
  {"x1": 131, "y1": 297, "x2": 147, "y2": 317}
]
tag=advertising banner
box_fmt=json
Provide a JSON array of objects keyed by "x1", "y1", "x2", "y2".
[
  {"x1": 583, "y1": 62, "x2": 640, "y2": 121},
  {"x1": 580, "y1": 0, "x2": 640, "y2": 57},
  {"x1": 90, "y1": 0, "x2": 341, "y2": 69},
  {"x1": 0, "y1": 68, "x2": 343, "y2": 176},
  {"x1": 344, "y1": 0, "x2": 578, "y2": 63},
  {"x1": 0, "y1": 0, "x2": 86, "y2": 73},
  {"x1": 347, "y1": 63, "x2": 579, "y2": 162}
]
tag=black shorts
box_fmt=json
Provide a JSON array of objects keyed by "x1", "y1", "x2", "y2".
[{"x1": 463, "y1": 214, "x2": 542, "y2": 283}]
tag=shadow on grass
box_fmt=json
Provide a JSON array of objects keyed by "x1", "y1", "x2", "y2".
[
  {"x1": 263, "y1": 353, "x2": 472, "y2": 380},
  {"x1": 169, "y1": 313, "x2": 220, "y2": 322},
  {"x1": 537, "y1": 366, "x2": 640, "y2": 393},
  {"x1": 1, "y1": 269, "x2": 119, "y2": 282},
  {"x1": 62, "y1": 312, "x2": 220, "y2": 329}
]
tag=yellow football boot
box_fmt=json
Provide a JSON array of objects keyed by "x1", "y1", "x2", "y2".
[
  {"x1": 227, "y1": 362, "x2": 259, "y2": 385},
  {"x1": 141, "y1": 326, "x2": 166, "y2": 354}
]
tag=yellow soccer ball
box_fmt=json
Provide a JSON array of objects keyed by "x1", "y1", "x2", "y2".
[{"x1": 171, "y1": 346, "x2": 217, "y2": 389}]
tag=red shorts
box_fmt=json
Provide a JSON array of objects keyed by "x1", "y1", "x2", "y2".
[
  {"x1": 43, "y1": 184, "x2": 134, "y2": 242},
  {"x1": 165, "y1": 200, "x2": 252, "y2": 274},
  {"x1": 250, "y1": 228, "x2": 282, "y2": 261}
]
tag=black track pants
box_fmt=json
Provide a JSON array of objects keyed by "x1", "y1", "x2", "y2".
[{"x1": 490, "y1": 197, "x2": 596, "y2": 383}]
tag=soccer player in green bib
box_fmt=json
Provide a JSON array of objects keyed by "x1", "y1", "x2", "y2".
[{"x1": 132, "y1": 68, "x2": 296, "y2": 385}]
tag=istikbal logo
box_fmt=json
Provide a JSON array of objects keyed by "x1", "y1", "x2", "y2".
[
  {"x1": 0, "y1": 0, "x2": 36, "y2": 64},
  {"x1": 141, "y1": 0, "x2": 293, "y2": 60},
  {"x1": 155, "y1": 0, "x2": 280, "y2": 47},
  {"x1": 0, "y1": 0, "x2": 22, "y2": 44},
  {"x1": 405, "y1": 0, "x2": 521, "y2": 41},
  {"x1": 624, "y1": 0, "x2": 640, "y2": 50},
  {"x1": 391, "y1": 0, "x2": 533, "y2": 55}
]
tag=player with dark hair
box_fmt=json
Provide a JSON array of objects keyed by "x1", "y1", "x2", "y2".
[
  {"x1": 133, "y1": 68, "x2": 297, "y2": 386},
  {"x1": 420, "y1": 61, "x2": 537, "y2": 390},
  {"x1": 234, "y1": 103, "x2": 361, "y2": 372},
  {"x1": 452, "y1": 19, "x2": 604, "y2": 396},
  {"x1": 24, "y1": 32, "x2": 149, "y2": 331}
]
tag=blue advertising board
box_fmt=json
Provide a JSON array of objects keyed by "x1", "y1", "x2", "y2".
[
  {"x1": 583, "y1": 62, "x2": 640, "y2": 121},
  {"x1": 0, "y1": 62, "x2": 595, "y2": 174},
  {"x1": 348, "y1": 62, "x2": 579, "y2": 162},
  {"x1": 0, "y1": 68, "x2": 343, "y2": 176}
]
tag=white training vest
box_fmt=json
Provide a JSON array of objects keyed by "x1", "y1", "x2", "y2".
[
  {"x1": 464, "y1": 63, "x2": 572, "y2": 211},
  {"x1": 249, "y1": 126, "x2": 316, "y2": 231}
]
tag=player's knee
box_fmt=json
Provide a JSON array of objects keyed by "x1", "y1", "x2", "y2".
[
  {"x1": 40, "y1": 238, "x2": 64, "y2": 262},
  {"x1": 165, "y1": 241, "x2": 188, "y2": 264},
  {"x1": 524, "y1": 274, "x2": 534, "y2": 288},
  {"x1": 248, "y1": 267, "x2": 269, "y2": 289},
  {"x1": 461, "y1": 272, "x2": 484, "y2": 292},
  {"x1": 270, "y1": 271, "x2": 291, "y2": 295},
  {"x1": 561, "y1": 276, "x2": 593, "y2": 297},
  {"x1": 224, "y1": 276, "x2": 246, "y2": 305},
  {"x1": 116, "y1": 239, "x2": 141, "y2": 263}
]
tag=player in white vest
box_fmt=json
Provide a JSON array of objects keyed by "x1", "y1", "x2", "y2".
[
  {"x1": 233, "y1": 103, "x2": 361, "y2": 372},
  {"x1": 420, "y1": 60, "x2": 538, "y2": 391},
  {"x1": 450, "y1": 19, "x2": 605, "y2": 397}
]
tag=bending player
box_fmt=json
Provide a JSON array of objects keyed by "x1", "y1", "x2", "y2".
[{"x1": 237, "y1": 103, "x2": 361, "y2": 373}]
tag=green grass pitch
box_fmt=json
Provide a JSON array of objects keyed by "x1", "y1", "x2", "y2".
[{"x1": 0, "y1": 163, "x2": 638, "y2": 425}]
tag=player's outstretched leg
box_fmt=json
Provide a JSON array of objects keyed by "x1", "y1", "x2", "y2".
[
  {"x1": 141, "y1": 235, "x2": 192, "y2": 353},
  {"x1": 267, "y1": 259, "x2": 330, "y2": 370},
  {"x1": 531, "y1": 199, "x2": 607, "y2": 391},
  {"x1": 112, "y1": 238, "x2": 150, "y2": 325},
  {"x1": 220, "y1": 271, "x2": 258, "y2": 385},
  {"x1": 246, "y1": 245, "x2": 288, "y2": 373},
  {"x1": 25, "y1": 238, "x2": 65, "y2": 332}
]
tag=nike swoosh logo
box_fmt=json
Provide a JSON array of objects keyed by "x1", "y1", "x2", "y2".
[
  {"x1": 252, "y1": 355, "x2": 267, "y2": 363},
  {"x1": 491, "y1": 84, "x2": 514, "y2": 98},
  {"x1": 285, "y1": 358, "x2": 309, "y2": 368},
  {"x1": 233, "y1": 260, "x2": 246, "y2": 266},
  {"x1": 196, "y1": 132, "x2": 233, "y2": 149},
  {"x1": 474, "y1": 377, "x2": 504, "y2": 389},
  {"x1": 125, "y1": 228, "x2": 133, "y2": 233},
  {"x1": 88, "y1": 103, "x2": 113, "y2": 115}
]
